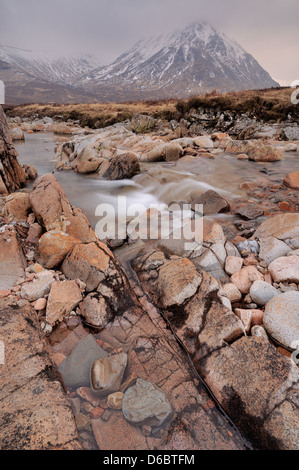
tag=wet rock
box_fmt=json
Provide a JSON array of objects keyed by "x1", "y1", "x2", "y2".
[
  {"x1": 92, "y1": 413, "x2": 147, "y2": 450},
  {"x1": 122, "y1": 379, "x2": 173, "y2": 427},
  {"x1": 249, "y1": 280, "x2": 280, "y2": 306},
  {"x1": 10, "y1": 127, "x2": 25, "y2": 141},
  {"x1": 263, "y1": 291, "x2": 299, "y2": 351},
  {"x1": 97, "y1": 153, "x2": 140, "y2": 180},
  {"x1": 20, "y1": 271, "x2": 55, "y2": 302},
  {"x1": 0, "y1": 225, "x2": 26, "y2": 290},
  {"x1": 191, "y1": 190, "x2": 230, "y2": 216},
  {"x1": 90, "y1": 352, "x2": 128, "y2": 397},
  {"x1": 200, "y1": 336, "x2": 299, "y2": 449},
  {"x1": 284, "y1": 171, "x2": 299, "y2": 190},
  {"x1": 46, "y1": 280, "x2": 84, "y2": 325},
  {"x1": 80, "y1": 292, "x2": 113, "y2": 329},
  {"x1": 107, "y1": 392, "x2": 124, "y2": 410},
  {"x1": 248, "y1": 143, "x2": 284, "y2": 162},
  {"x1": 231, "y1": 266, "x2": 264, "y2": 295},
  {"x1": 259, "y1": 236, "x2": 292, "y2": 266},
  {"x1": 30, "y1": 174, "x2": 97, "y2": 243},
  {"x1": 23, "y1": 163, "x2": 38, "y2": 180},
  {"x1": 268, "y1": 255, "x2": 299, "y2": 283},
  {"x1": 58, "y1": 335, "x2": 108, "y2": 389},
  {"x1": 37, "y1": 230, "x2": 81, "y2": 269},
  {"x1": 236, "y1": 204, "x2": 264, "y2": 220}
]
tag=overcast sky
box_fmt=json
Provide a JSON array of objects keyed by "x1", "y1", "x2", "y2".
[{"x1": 0, "y1": 0, "x2": 298, "y2": 82}]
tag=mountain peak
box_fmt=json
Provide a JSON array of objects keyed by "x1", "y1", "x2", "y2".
[{"x1": 0, "y1": 22, "x2": 279, "y2": 104}]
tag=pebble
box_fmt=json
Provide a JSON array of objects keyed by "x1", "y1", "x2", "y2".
[
  {"x1": 251, "y1": 325, "x2": 269, "y2": 341},
  {"x1": 107, "y1": 392, "x2": 124, "y2": 410},
  {"x1": 34, "y1": 298, "x2": 47, "y2": 311}
]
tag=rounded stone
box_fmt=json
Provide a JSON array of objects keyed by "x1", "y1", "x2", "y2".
[
  {"x1": 122, "y1": 379, "x2": 173, "y2": 427},
  {"x1": 250, "y1": 280, "x2": 280, "y2": 306},
  {"x1": 263, "y1": 291, "x2": 299, "y2": 351},
  {"x1": 107, "y1": 392, "x2": 124, "y2": 410}
]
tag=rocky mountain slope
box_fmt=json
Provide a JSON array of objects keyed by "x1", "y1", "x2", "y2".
[
  {"x1": 75, "y1": 22, "x2": 279, "y2": 101},
  {"x1": 0, "y1": 22, "x2": 279, "y2": 104}
]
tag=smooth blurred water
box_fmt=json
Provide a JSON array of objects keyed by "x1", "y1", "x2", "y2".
[{"x1": 15, "y1": 132, "x2": 299, "y2": 229}]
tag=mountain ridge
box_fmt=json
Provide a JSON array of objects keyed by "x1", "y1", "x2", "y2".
[{"x1": 0, "y1": 22, "x2": 279, "y2": 104}]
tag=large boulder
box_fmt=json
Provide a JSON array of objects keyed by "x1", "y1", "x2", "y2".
[
  {"x1": 29, "y1": 174, "x2": 97, "y2": 243},
  {"x1": 4, "y1": 192, "x2": 31, "y2": 222},
  {"x1": 62, "y1": 241, "x2": 135, "y2": 315},
  {"x1": 37, "y1": 230, "x2": 81, "y2": 269}
]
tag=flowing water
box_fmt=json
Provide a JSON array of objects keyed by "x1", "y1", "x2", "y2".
[{"x1": 15, "y1": 132, "x2": 299, "y2": 231}]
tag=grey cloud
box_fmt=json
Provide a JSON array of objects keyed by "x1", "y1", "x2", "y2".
[{"x1": 0, "y1": 0, "x2": 298, "y2": 80}]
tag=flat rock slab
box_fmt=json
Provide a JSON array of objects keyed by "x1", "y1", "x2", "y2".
[
  {"x1": 0, "y1": 299, "x2": 81, "y2": 449},
  {"x1": 263, "y1": 291, "x2": 299, "y2": 351},
  {"x1": 200, "y1": 336, "x2": 299, "y2": 450},
  {"x1": 0, "y1": 225, "x2": 26, "y2": 290}
]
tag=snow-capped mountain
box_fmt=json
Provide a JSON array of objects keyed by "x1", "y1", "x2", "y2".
[
  {"x1": 0, "y1": 43, "x2": 98, "y2": 85},
  {"x1": 0, "y1": 22, "x2": 279, "y2": 104},
  {"x1": 75, "y1": 21, "x2": 279, "y2": 100},
  {"x1": 0, "y1": 43, "x2": 99, "y2": 104}
]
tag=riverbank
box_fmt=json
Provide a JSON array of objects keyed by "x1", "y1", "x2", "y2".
[{"x1": 0, "y1": 105, "x2": 298, "y2": 450}]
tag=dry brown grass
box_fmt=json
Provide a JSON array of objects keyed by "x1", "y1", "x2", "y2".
[
  {"x1": 5, "y1": 99, "x2": 178, "y2": 127},
  {"x1": 5, "y1": 87, "x2": 297, "y2": 126}
]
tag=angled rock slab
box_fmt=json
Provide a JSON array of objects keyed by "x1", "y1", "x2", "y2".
[
  {"x1": 200, "y1": 336, "x2": 299, "y2": 450},
  {"x1": 0, "y1": 299, "x2": 81, "y2": 450},
  {"x1": 0, "y1": 225, "x2": 26, "y2": 290},
  {"x1": 46, "y1": 280, "x2": 84, "y2": 325}
]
